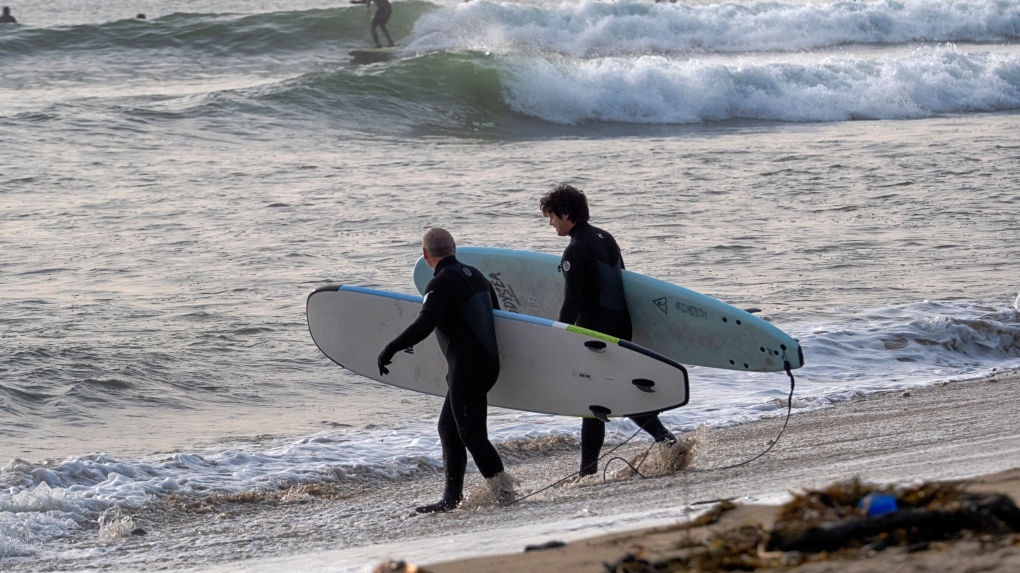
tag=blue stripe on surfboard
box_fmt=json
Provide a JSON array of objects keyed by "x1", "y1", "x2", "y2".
[
  {"x1": 334, "y1": 286, "x2": 569, "y2": 330},
  {"x1": 335, "y1": 285, "x2": 592, "y2": 335},
  {"x1": 337, "y1": 286, "x2": 565, "y2": 328},
  {"x1": 494, "y1": 310, "x2": 555, "y2": 327},
  {"x1": 338, "y1": 285, "x2": 424, "y2": 303},
  {"x1": 335, "y1": 287, "x2": 563, "y2": 327}
]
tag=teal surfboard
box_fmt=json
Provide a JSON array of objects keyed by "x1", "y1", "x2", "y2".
[
  {"x1": 308, "y1": 285, "x2": 689, "y2": 418},
  {"x1": 413, "y1": 247, "x2": 804, "y2": 372}
]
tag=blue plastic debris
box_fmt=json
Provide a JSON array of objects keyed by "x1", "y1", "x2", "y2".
[{"x1": 859, "y1": 494, "x2": 898, "y2": 517}]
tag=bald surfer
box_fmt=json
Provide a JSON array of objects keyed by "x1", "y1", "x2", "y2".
[
  {"x1": 350, "y1": 0, "x2": 394, "y2": 48},
  {"x1": 378, "y1": 228, "x2": 514, "y2": 513},
  {"x1": 541, "y1": 184, "x2": 677, "y2": 476}
]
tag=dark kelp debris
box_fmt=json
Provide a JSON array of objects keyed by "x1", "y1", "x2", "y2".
[{"x1": 604, "y1": 479, "x2": 1020, "y2": 572}]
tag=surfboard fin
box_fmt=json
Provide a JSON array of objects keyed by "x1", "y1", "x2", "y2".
[
  {"x1": 632, "y1": 379, "x2": 655, "y2": 393},
  {"x1": 589, "y1": 405, "x2": 611, "y2": 422}
]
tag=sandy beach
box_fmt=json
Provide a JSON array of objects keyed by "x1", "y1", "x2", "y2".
[{"x1": 416, "y1": 371, "x2": 1020, "y2": 572}]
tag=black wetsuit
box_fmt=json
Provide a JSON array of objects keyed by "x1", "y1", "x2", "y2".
[
  {"x1": 559, "y1": 222, "x2": 673, "y2": 475},
  {"x1": 369, "y1": 0, "x2": 394, "y2": 48},
  {"x1": 371, "y1": 0, "x2": 392, "y2": 27},
  {"x1": 380, "y1": 255, "x2": 504, "y2": 503}
]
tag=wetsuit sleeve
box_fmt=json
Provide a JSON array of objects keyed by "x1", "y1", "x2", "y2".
[
  {"x1": 382, "y1": 280, "x2": 447, "y2": 356},
  {"x1": 558, "y1": 242, "x2": 584, "y2": 324}
]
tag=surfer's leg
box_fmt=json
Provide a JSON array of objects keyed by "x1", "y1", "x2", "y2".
[
  {"x1": 416, "y1": 394, "x2": 466, "y2": 514},
  {"x1": 628, "y1": 413, "x2": 675, "y2": 444},
  {"x1": 447, "y1": 371, "x2": 504, "y2": 478},
  {"x1": 438, "y1": 394, "x2": 468, "y2": 497},
  {"x1": 579, "y1": 417, "x2": 605, "y2": 476},
  {"x1": 371, "y1": 8, "x2": 394, "y2": 48},
  {"x1": 369, "y1": 24, "x2": 383, "y2": 48}
]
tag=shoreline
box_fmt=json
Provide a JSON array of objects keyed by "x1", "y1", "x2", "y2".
[
  {"x1": 8, "y1": 371, "x2": 1019, "y2": 572},
  {"x1": 419, "y1": 372, "x2": 1020, "y2": 572}
]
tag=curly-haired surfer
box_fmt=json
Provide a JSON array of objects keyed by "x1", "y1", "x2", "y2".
[{"x1": 541, "y1": 184, "x2": 677, "y2": 476}]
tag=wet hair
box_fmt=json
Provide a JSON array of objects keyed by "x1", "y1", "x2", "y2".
[
  {"x1": 539, "y1": 184, "x2": 590, "y2": 225},
  {"x1": 2, "y1": 7, "x2": 9, "y2": 14},
  {"x1": 422, "y1": 227, "x2": 456, "y2": 259}
]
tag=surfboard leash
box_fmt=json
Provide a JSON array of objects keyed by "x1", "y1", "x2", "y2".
[
  {"x1": 507, "y1": 362, "x2": 797, "y2": 506},
  {"x1": 689, "y1": 360, "x2": 796, "y2": 473},
  {"x1": 603, "y1": 360, "x2": 797, "y2": 478},
  {"x1": 503, "y1": 423, "x2": 653, "y2": 507}
]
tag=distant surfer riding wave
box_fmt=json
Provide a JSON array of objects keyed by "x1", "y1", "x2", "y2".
[{"x1": 351, "y1": 0, "x2": 394, "y2": 48}]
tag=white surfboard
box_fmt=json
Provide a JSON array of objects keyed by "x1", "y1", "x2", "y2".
[
  {"x1": 307, "y1": 285, "x2": 689, "y2": 418},
  {"x1": 413, "y1": 248, "x2": 804, "y2": 372},
  {"x1": 349, "y1": 46, "x2": 400, "y2": 64}
]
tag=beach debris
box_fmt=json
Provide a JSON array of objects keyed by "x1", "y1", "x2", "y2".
[
  {"x1": 858, "y1": 493, "x2": 898, "y2": 516},
  {"x1": 524, "y1": 540, "x2": 566, "y2": 552},
  {"x1": 372, "y1": 560, "x2": 431, "y2": 573},
  {"x1": 603, "y1": 479, "x2": 1020, "y2": 572},
  {"x1": 765, "y1": 479, "x2": 1020, "y2": 553}
]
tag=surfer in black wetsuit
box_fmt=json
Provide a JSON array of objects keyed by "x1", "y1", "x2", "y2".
[
  {"x1": 0, "y1": 7, "x2": 16, "y2": 24},
  {"x1": 350, "y1": 0, "x2": 394, "y2": 48},
  {"x1": 378, "y1": 227, "x2": 513, "y2": 513},
  {"x1": 541, "y1": 184, "x2": 677, "y2": 477}
]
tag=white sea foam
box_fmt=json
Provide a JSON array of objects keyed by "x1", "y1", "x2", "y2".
[
  {"x1": 493, "y1": 45, "x2": 1020, "y2": 124},
  {"x1": 410, "y1": 0, "x2": 1020, "y2": 57}
]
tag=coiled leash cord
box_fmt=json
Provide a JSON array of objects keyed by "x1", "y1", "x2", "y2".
[
  {"x1": 507, "y1": 362, "x2": 797, "y2": 506},
  {"x1": 505, "y1": 420, "x2": 654, "y2": 506},
  {"x1": 604, "y1": 361, "x2": 796, "y2": 479}
]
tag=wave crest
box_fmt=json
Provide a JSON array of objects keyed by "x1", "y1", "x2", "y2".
[
  {"x1": 410, "y1": 0, "x2": 1020, "y2": 57},
  {"x1": 499, "y1": 45, "x2": 1020, "y2": 124}
]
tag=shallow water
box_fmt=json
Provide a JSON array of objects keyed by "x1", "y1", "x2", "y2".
[{"x1": 2, "y1": 0, "x2": 1020, "y2": 567}]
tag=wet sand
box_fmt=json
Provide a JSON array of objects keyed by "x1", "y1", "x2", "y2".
[
  {"x1": 17, "y1": 371, "x2": 1019, "y2": 572},
  {"x1": 423, "y1": 371, "x2": 1020, "y2": 572}
]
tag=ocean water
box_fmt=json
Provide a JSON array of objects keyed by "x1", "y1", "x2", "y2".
[{"x1": 2, "y1": 0, "x2": 1020, "y2": 569}]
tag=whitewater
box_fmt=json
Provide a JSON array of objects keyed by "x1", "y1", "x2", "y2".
[{"x1": 1, "y1": 0, "x2": 1019, "y2": 569}]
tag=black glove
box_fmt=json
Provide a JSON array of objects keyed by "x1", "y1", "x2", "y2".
[{"x1": 377, "y1": 347, "x2": 394, "y2": 376}]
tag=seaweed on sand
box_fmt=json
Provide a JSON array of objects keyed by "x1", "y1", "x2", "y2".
[{"x1": 604, "y1": 478, "x2": 1020, "y2": 573}]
